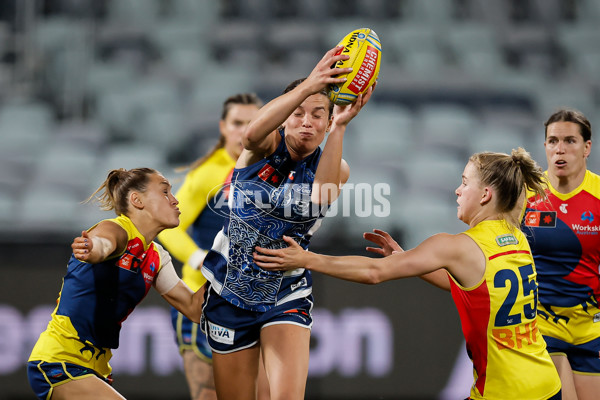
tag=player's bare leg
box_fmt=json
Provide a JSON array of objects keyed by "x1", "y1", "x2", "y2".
[
  {"x1": 261, "y1": 324, "x2": 310, "y2": 400},
  {"x1": 573, "y1": 373, "x2": 600, "y2": 400},
  {"x1": 51, "y1": 375, "x2": 125, "y2": 400},
  {"x1": 257, "y1": 351, "x2": 271, "y2": 400},
  {"x1": 551, "y1": 354, "x2": 578, "y2": 400},
  {"x1": 212, "y1": 345, "x2": 260, "y2": 400},
  {"x1": 182, "y1": 350, "x2": 217, "y2": 400}
]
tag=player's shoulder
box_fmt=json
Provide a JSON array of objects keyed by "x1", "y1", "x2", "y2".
[
  {"x1": 191, "y1": 149, "x2": 234, "y2": 173},
  {"x1": 582, "y1": 170, "x2": 600, "y2": 197},
  {"x1": 111, "y1": 214, "x2": 133, "y2": 232},
  {"x1": 152, "y1": 241, "x2": 171, "y2": 267},
  {"x1": 186, "y1": 150, "x2": 235, "y2": 187}
]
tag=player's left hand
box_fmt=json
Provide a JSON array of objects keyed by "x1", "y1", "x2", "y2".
[
  {"x1": 364, "y1": 228, "x2": 403, "y2": 257},
  {"x1": 332, "y1": 83, "x2": 375, "y2": 127},
  {"x1": 253, "y1": 235, "x2": 308, "y2": 271}
]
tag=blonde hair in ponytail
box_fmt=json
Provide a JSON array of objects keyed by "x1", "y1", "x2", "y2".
[{"x1": 470, "y1": 147, "x2": 547, "y2": 227}]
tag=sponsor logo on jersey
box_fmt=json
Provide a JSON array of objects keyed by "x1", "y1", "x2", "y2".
[
  {"x1": 571, "y1": 224, "x2": 600, "y2": 234},
  {"x1": 118, "y1": 238, "x2": 145, "y2": 273},
  {"x1": 143, "y1": 272, "x2": 154, "y2": 284},
  {"x1": 594, "y1": 312, "x2": 600, "y2": 323},
  {"x1": 581, "y1": 211, "x2": 594, "y2": 222},
  {"x1": 492, "y1": 320, "x2": 539, "y2": 350},
  {"x1": 208, "y1": 321, "x2": 234, "y2": 345},
  {"x1": 117, "y1": 252, "x2": 142, "y2": 273},
  {"x1": 524, "y1": 211, "x2": 556, "y2": 227},
  {"x1": 495, "y1": 234, "x2": 518, "y2": 247},
  {"x1": 560, "y1": 203, "x2": 568, "y2": 213},
  {"x1": 258, "y1": 164, "x2": 284, "y2": 187}
]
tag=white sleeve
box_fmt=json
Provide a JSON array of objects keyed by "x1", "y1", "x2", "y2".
[
  {"x1": 155, "y1": 242, "x2": 172, "y2": 267},
  {"x1": 153, "y1": 242, "x2": 181, "y2": 295}
]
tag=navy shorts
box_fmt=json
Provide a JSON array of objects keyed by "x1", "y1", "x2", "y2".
[
  {"x1": 28, "y1": 361, "x2": 111, "y2": 400},
  {"x1": 170, "y1": 306, "x2": 212, "y2": 362},
  {"x1": 544, "y1": 334, "x2": 600, "y2": 374},
  {"x1": 201, "y1": 286, "x2": 313, "y2": 354}
]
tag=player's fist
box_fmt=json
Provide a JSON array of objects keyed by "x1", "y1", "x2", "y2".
[{"x1": 72, "y1": 230, "x2": 92, "y2": 261}]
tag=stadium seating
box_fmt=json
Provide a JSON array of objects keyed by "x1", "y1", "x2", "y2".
[{"x1": 0, "y1": 0, "x2": 598, "y2": 240}]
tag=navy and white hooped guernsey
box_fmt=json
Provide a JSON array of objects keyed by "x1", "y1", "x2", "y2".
[{"x1": 202, "y1": 129, "x2": 325, "y2": 312}]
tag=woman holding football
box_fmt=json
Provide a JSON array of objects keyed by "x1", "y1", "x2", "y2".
[
  {"x1": 521, "y1": 108, "x2": 600, "y2": 400},
  {"x1": 254, "y1": 148, "x2": 562, "y2": 400},
  {"x1": 157, "y1": 93, "x2": 270, "y2": 400},
  {"x1": 199, "y1": 45, "x2": 374, "y2": 400}
]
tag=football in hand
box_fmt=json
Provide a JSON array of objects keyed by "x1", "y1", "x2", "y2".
[{"x1": 328, "y1": 28, "x2": 381, "y2": 106}]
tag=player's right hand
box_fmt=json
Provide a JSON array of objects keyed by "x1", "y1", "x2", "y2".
[{"x1": 303, "y1": 46, "x2": 351, "y2": 94}]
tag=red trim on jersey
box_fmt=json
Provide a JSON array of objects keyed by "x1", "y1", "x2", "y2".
[
  {"x1": 450, "y1": 280, "x2": 491, "y2": 396},
  {"x1": 488, "y1": 250, "x2": 530, "y2": 260},
  {"x1": 284, "y1": 309, "x2": 309, "y2": 316}
]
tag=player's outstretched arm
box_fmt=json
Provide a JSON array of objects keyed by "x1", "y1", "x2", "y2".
[
  {"x1": 254, "y1": 235, "x2": 382, "y2": 283},
  {"x1": 364, "y1": 229, "x2": 451, "y2": 291},
  {"x1": 255, "y1": 233, "x2": 477, "y2": 287}
]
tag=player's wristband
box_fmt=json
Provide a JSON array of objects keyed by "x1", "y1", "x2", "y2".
[{"x1": 187, "y1": 249, "x2": 208, "y2": 270}]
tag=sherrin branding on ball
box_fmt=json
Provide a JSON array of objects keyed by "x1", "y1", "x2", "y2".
[{"x1": 328, "y1": 28, "x2": 381, "y2": 106}]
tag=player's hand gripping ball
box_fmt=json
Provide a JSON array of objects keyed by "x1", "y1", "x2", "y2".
[{"x1": 328, "y1": 28, "x2": 381, "y2": 106}]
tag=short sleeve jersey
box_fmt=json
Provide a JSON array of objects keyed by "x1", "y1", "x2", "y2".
[
  {"x1": 450, "y1": 220, "x2": 561, "y2": 400},
  {"x1": 28, "y1": 215, "x2": 170, "y2": 377}
]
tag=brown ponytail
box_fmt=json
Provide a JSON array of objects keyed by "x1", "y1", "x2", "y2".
[{"x1": 85, "y1": 167, "x2": 158, "y2": 216}]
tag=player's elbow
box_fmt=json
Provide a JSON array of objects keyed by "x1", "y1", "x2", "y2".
[
  {"x1": 363, "y1": 265, "x2": 385, "y2": 285},
  {"x1": 242, "y1": 125, "x2": 264, "y2": 150},
  {"x1": 241, "y1": 133, "x2": 255, "y2": 150}
]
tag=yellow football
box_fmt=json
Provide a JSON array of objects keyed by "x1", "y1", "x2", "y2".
[{"x1": 328, "y1": 28, "x2": 382, "y2": 106}]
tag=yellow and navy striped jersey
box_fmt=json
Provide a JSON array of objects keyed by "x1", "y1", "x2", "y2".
[{"x1": 29, "y1": 215, "x2": 170, "y2": 377}]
